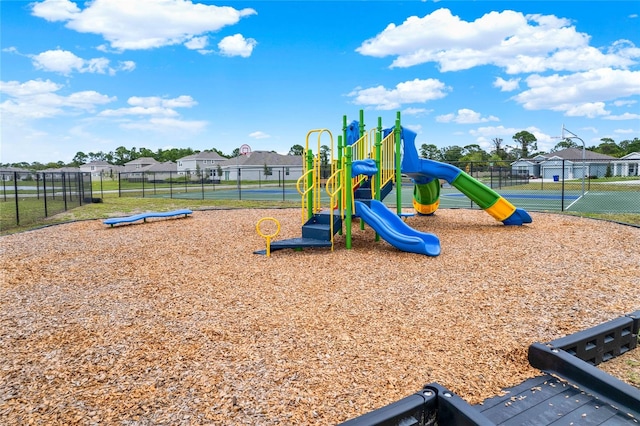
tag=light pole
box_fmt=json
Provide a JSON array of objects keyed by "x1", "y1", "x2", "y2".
[{"x1": 562, "y1": 125, "x2": 586, "y2": 196}]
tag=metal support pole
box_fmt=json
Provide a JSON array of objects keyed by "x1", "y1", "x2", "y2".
[
  {"x1": 562, "y1": 125, "x2": 586, "y2": 196},
  {"x1": 345, "y1": 145, "x2": 353, "y2": 249},
  {"x1": 13, "y1": 172, "x2": 19, "y2": 226},
  {"x1": 394, "y1": 111, "x2": 402, "y2": 213}
]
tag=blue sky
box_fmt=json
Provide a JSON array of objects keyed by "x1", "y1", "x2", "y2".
[{"x1": 1, "y1": 0, "x2": 639, "y2": 164}]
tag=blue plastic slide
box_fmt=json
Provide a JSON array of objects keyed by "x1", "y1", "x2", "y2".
[{"x1": 355, "y1": 200, "x2": 441, "y2": 256}]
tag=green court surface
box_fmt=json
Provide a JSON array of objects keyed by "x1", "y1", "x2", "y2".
[{"x1": 562, "y1": 191, "x2": 640, "y2": 213}]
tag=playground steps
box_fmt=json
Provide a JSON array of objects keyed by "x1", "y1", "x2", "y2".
[
  {"x1": 254, "y1": 211, "x2": 342, "y2": 254},
  {"x1": 301, "y1": 211, "x2": 342, "y2": 241},
  {"x1": 339, "y1": 311, "x2": 640, "y2": 425},
  {"x1": 254, "y1": 237, "x2": 332, "y2": 254},
  {"x1": 354, "y1": 180, "x2": 394, "y2": 201}
]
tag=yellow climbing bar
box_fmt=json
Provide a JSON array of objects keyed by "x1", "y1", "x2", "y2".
[{"x1": 255, "y1": 217, "x2": 281, "y2": 257}]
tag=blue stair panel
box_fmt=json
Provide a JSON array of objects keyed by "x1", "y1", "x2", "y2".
[{"x1": 301, "y1": 211, "x2": 342, "y2": 240}]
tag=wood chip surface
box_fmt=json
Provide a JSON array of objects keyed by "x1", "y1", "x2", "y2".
[{"x1": 1, "y1": 208, "x2": 639, "y2": 425}]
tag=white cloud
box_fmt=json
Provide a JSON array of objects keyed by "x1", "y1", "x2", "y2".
[
  {"x1": 614, "y1": 128, "x2": 636, "y2": 134},
  {"x1": 31, "y1": 0, "x2": 256, "y2": 51},
  {"x1": 0, "y1": 79, "x2": 115, "y2": 120},
  {"x1": 493, "y1": 77, "x2": 520, "y2": 92},
  {"x1": 32, "y1": 50, "x2": 83, "y2": 74},
  {"x1": 603, "y1": 112, "x2": 640, "y2": 121},
  {"x1": 402, "y1": 107, "x2": 430, "y2": 116},
  {"x1": 97, "y1": 95, "x2": 205, "y2": 135},
  {"x1": 99, "y1": 106, "x2": 180, "y2": 118},
  {"x1": 470, "y1": 125, "x2": 556, "y2": 152},
  {"x1": 436, "y1": 108, "x2": 499, "y2": 124},
  {"x1": 31, "y1": 49, "x2": 135, "y2": 75},
  {"x1": 348, "y1": 78, "x2": 450, "y2": 110},
  {"x1": 31, "y1": 0, "x2": 80, "y2": 22},
  {"x1": 613, "y1": 99, "x2": 637, "y2": 107},
  {"x1": 356, "y1": 8, "x2": 639, "y2": 74},
  {"x1": 218, "y1": 34, "x2": 257, "y2": 57},
  {"x1": 404, "y1": 123, "x2": 422, "y2": 134},
  {"x1": 185, "y1": 36, "x2": 209, "y2": 50},
  {"x1": 162, "y1": 95, "x2": 197, "y2": 108},
  {"x1": 513, "y1": 68, "x2": 640, "y2": 116},
  {"x1": 99, "y1": 95, "x2": 197, "y2": 117},
  {"x1": 249, "y1": 131, "x2": 270, "y2": 139},
  {"x1": 119, "y1": 61, "x2": 136, "y2": 72},
  {"x1": 121, "y1": 117, "x2": 207, "y2": 133},
  {"x1": 564, "y1": 102, "x2": 609, "y2": 118}
]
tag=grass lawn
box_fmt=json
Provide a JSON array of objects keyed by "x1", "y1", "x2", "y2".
[{"x1": 0, "y1": 193, "x2": 298, "y2": 236}]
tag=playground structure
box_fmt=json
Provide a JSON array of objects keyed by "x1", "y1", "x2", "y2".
[{"x1": 256, "y1": 111, "x2": 532, "y2": 256}]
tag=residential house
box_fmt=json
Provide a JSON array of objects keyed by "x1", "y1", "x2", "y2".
[
  {"x1": 611, "y1": 152, "x2": 640, "y2": 177},
  {"x1": 217, "y1": 151, "x2": 304, "y2": 182},
  {"x1": 0, "y1": 166, "x2": 32, "y2": 181},
  {"x1": 511, "y1": 148, "x2": 617, "y2": 180},
  {"x1": 79, "y1": 161, "x2": 123, "y2": 178},
  {"x1": 142, "y1": 161, "x2": 178, "y2": 182},
  {"x1": 177, "y1": 151, "x2": 226, "y2": 179},
  {"x1": 123, "y1": 157, "x2": 159, "y2": 173},
  {"x1": 122, "y1": 159, "x2": 177, "y2": 182},
  {"x1": 40, "y1": 167, "x2": 82, "y2": 180}
]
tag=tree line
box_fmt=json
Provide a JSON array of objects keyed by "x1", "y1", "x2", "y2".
[
  {"x1": 420, "y1": 133, "x2": 640, "y2": 164},
  {"x1": 2, "y1": 133, "x2": 638, "y2": 171}
]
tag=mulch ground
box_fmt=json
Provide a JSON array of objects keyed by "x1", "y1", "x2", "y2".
[{"x1": 1, "y1": 208, "x2": 638, "y2": 425}]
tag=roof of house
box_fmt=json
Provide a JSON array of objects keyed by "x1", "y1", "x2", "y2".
[
  {"x1": 83, "y1": 161, "x2": 112, "y2": 166},
  {"x1": 219, "y1": 151, "x2": 303, "y2": 167},
  {"x1": 179, "y1": 151, "x2": 225, "y2": 161},
  {"x1": 140, "y1": 162, "x2": 177, "y2": 172},
  {"x1": 521, "y1": 148, "x2": 617, "y2": 163},
  {"x1": 0, "y1": 166, "x2": 31, "y2": 173},
  {"x1": 41, "y1": 167, "x2": 82, "y2": 173},
  {"x1": 619, "y1": 151, "x2": 640, "y2": 160},
  {"x1": 124, "y1": 157, "x2": 159, "y2": 166}
]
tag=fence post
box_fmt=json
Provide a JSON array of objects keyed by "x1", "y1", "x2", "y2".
[
  {"x1": 13, "y1": 172, "x2": 20, "y2": 226},
  {"x1": 561, "y1": 159, "x2": 565, "y2": 211},
  {"x1": 490, "y1": 165, "x2": 493, "y2": 189},
  {"x1": 62, "y1": 172, "x2": 68, "y2": 212},
  {"x1": 281, "y1": 167, "x2": 285, "y2": 201},
  {"x1": 118, "y1": 173, "x2": 122, "y2": 197},
  {"x1": 43, "y1": 173, "x2": 48, "y2": 217},
  {"x1": 78, "y1": 173, "x2": 83, "y2": 206}
]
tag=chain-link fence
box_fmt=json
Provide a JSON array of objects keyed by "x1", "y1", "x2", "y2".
[
  {"x1": 0, "y1": 171, "x2": 93, "y2": 230},
  {"x1": 98, "y1": 158, "x2": 640, "y2": 214},
  {"x1": 438, "y1": 158, "x2": 640, "y2": 213},
  {"x1": 446, "y1": 160, "x2": 531, "y2": 189},
  {"x1": 113, "y1": 166, "x2": 305, "y2": 201}
]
